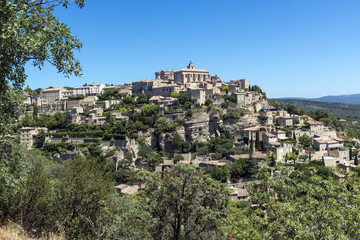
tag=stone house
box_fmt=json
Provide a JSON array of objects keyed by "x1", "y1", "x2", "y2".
[
  {"x1": 87, "y1": 113, "x2": 106, "y2": 127},
  {"x1": 151, "y1": 84, "x2": 181, "y2": 97},
  {"x1": 132, "y1": 79, "x2": 154, "y2": 95},
  {"x1": 149, "y1": 96, "x2": 176, "y2": 106},
  {"x1": 307, "y1": 121, "x2": 324, "y2": 136},
  {"x1": 271, "y1": 130, "x2": 288, "y2": 141},
  {"x1": 231, "y1": 92, "x2": 252, "y2": 107},
  {"x1": 187, "y1": 87, "x2": 206, "y2": 105},
  {"x1": 262, "y1": 132, "x2": 278, "y2": 149},
  {"x1": 20, "y1": 127, "x2": 48, "y2": 148},
  {"x1": 277, "y1": 116, "x2": 293, "y2": 126},
  {"x1": 155, "y1": 69, "x2": 175, "y2": 81},
  {"x1": 111, "y1": 112, "x2": 129, "y2": 121}
]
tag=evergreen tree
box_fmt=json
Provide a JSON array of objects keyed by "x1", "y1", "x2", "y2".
[{"x1": 355, "y1": 151, "x2": 359, "y2": 165}]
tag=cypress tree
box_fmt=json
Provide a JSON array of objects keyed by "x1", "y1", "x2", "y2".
[
  {"x1": 355, "y1": 151, "x2": 359, "y2": 165},
  {"x1": 255, "y1": 131, "x2": 261, "y2": 151}
]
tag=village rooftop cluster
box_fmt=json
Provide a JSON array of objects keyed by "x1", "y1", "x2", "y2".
[{"x1": 20, "y1": 62, "x2": 358, "y2": 200}]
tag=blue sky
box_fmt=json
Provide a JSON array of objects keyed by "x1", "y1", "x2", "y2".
[{"x1": 25, "y1": 0, "x2": 360, "y2": 98}]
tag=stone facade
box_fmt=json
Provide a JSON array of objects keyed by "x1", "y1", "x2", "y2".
[{"x1": 174, "y1": 62, "x2": 210, "y2": 85}]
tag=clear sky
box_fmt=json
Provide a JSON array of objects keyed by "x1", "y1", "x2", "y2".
[{"x1": 25, "y1": 0, "x2": 360, "y2": 98}]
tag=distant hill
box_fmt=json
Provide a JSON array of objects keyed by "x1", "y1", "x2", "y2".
[
  {"x1": 278, "y1": 93, "x2": 360, "y2": 105},
  {"x1": 273, "y1": 99, "x2": 360, "y2": 121}
]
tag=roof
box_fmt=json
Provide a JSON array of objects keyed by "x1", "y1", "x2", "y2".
[
  {"x1": 244, "y1": 127, "x2": 259, "y2": 131},
  {"x1": 163, "y1": 160, "x2": 173, "y2": 165},
  {"x1": 263, "y1": 132, "x2": 276, "y2": 137},
  {"x1": 179, "y1": 160, "x2": 191, "y2": 165},
  {"x1": 152, "y1": 84, "x2": 179, "y2": 89},
  {"x1": 204, "y1": 161, "x2": 227, "y2": 166},
  {"x1": 41, "y1": 87, "x2": 64, "y2": 92},
  {"x1": 121, "y1": 185, "x2": 140, "y2": 195},
  {"x1": 307, "y1": 121, "x2": 324, "y2": 125},
  {"x1": 175, "y1": 68, "x2": 209, "y2": 73}
]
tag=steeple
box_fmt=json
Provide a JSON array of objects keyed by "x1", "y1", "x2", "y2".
[{"x1": 187, "y1": 61, "x2": 195, "y2": 70}]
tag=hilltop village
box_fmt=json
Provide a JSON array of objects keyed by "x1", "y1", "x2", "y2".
[{"x1": 19, "y1": 62, "x2": 359, "y2": 200}]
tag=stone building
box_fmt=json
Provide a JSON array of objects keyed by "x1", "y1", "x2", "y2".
[
  {"x1": 174, "y1": 62, "x2": 210, "y2": 85},
  {"x1": 151, "y1": 84, "x2": 181, "y2": 97},
  {"x1": 231, "y1": 92, "x2": 252, "y2": 107},
  {"x1": 277, "y1": 116, "x2": 293, "y2": 126},
  {"x1": 307, "y1": 121, "x2": 324, "y2": 136},
  {"x1": 20, "y1": 127, "x2": 47, "y2": 148},
  {"x1": 187, "y1": 87, "x2": 206, "y2": 105},
  {"x1": 155, "y1": 69, "x2": 174, "y2": 81},
  {"x1": 40, "y1": 88, "x2": 71, "y2": 103}
]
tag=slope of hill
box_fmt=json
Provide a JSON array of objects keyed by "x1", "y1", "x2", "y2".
[
  {"x1": 278, "y1": 93, "x2": 360, "y2": 105},
  {"x1": 273, "y1": 99, "x2": 360, "y2": 121}
]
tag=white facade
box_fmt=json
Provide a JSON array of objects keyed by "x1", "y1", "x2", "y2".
[{"x1": 73, "y1": 83, "x2": 105, "y2": 96}]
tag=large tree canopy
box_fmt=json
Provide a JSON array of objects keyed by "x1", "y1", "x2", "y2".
[
  {"x1": 1, "y1": 0, "x2": 85, "y2": 90},
  {"x1": 0, "y1": 0, "x2": 85, "y2": 134}
]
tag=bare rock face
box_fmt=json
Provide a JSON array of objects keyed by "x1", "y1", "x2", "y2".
[
  {"x1": 139, "y1": 130, "x2": 158, "y2": 148},
  {"x1": 184, "y1": 113, "x2": 215, "y2": 142},
  {"x1": 176, "y1": 125, "x2": 186, "y2": 140},
  {"x1": 223, "y1": 115, "x2": 259, "y2": 141}
]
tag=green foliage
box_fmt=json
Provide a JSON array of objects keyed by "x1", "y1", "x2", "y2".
[
  {"x1": 185, "y1": 109, "x2": 193, "y2": 118},
  {"x1": 68, "y1": 94, "x2": 85, "y2": 100},
  {"x1": 171, "y1": 91, "x2": 180, "y2": 98},
  {"x1": 230, "y1": 158, "x2": 257, "y2": 181},
  {"x1": 257, "y1": 115, "x2": 268, "y2": 121},
  {"x1": 205, "y1": 98, "x2": 213, "y2": 106},
  {"x1": 17, "y1": 164, "x2": 57, "y2": 237},
  {"x1": 140, "y1": 164, "x2": 230, "y2": 239},
  {"x1": 223, "y1": 109, "x2": 246, "y2": 120},
  {"x1": 248, "y1": 163, "x2": 360, "y2": 239},
  {"x1": 220, "y1": 85, "x2": 229, "y2": 93},
  {"x1": 172, "y1": 133, "x2": 184, "y2": 153},
  {"x1": 178, "y1": 93, "x2": 190, "y2": 105},
  {"x1": 1, "y1": 0, "x2": 84, "y2": 93},
  {"x1": 173, "y1": 154, "x2": 184, "y2": 163},
  {"x1": 204, "y1": 166, "x2": 230, "y2": 183},
  {"x1": 0, "y1": 139, "x2": 28, "y2": 223},
  {"x1": 154, "y1": 117, "x2": 175, "y2": 134},
  {"x1": 95, "y1": 195, "x2": 153, "y2": 239},
  {"x1": 56, "y1": 157, "x2": 111, "y2": 239},
  {"x1": 299, "y1": 134, "x2": 312, "y2": 148},
  {"x1": 250, "y1": 85, "x2": 266, "y2": 96},
  {"x1": 0, "y1": 87, "x2": 24, "y2": 135}
]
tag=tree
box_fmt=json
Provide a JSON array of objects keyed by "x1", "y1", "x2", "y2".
[
  {"x1": 171, "y1": 92, "x2": 180, "y2": 98},
  {"x1": 355, "y1": 151, "x2": 359, "y2": 165},
  {"x1": 17, "y1": 164, "x2": 57, "y2": 237},
  {"x1": 205, "y1": 98, "x2": 213, "y2": 106},
  {"x1": 140, "y1": 164, "x2": 230, "y2": 239},
  {"x1": 1, "y1": 0, "x2": 84, "y2": 90},
  {"x1": 299, "y1": 134, "x2": 312, "y2": 148},
  {"x1": 255, "y1": 131, "x2": 262, "y2": 151},
  {"x1": 248, "y1": 163, "x2": 360, "y2": 239},
  {"x1": 56, "y1": 157, "x2": 111, "y2": 239},
  {"x1": 172, "y1": 133, "x2": 184, "y2": 153},
  {"x1": 204, "y1": 166, "x2": 229, "y2": 183}
]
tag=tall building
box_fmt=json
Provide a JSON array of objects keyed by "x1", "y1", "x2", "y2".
[{"x1": 174, "y1": 62, "x2": 210, "y2": 85}]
